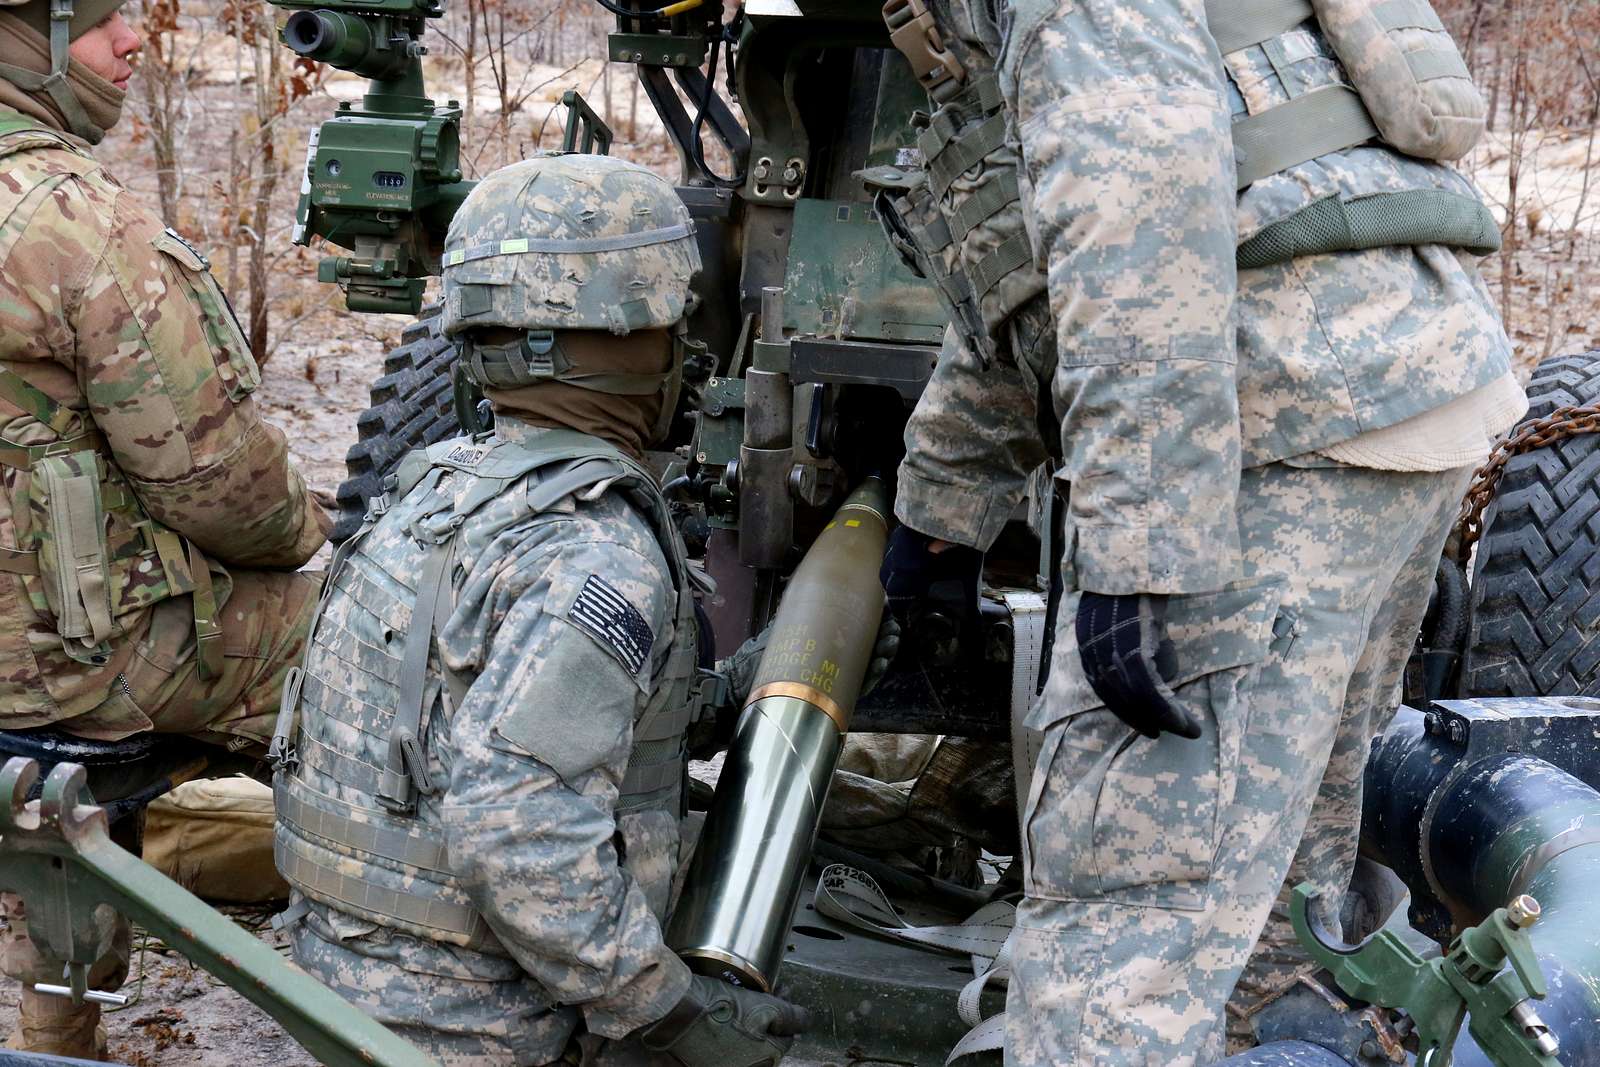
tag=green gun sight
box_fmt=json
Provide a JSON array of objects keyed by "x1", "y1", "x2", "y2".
[{"x1": 272, "y1": 0, "x2": 473, "y2": 315}]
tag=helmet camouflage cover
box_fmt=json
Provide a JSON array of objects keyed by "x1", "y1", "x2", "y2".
[{"x1": 440, "y1": 153, "x2": 700, "y2": 338}]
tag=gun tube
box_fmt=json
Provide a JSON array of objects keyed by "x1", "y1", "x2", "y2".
[{"x1": 669, "y1": 478, "x2": 889, "y2": 989}]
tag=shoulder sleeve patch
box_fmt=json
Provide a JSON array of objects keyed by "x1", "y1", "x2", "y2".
[{"x1": 568, "y1": 573, "x2": 654, "y2": 675}]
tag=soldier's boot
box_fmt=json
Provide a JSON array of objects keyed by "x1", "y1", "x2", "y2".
[{"x1": 5, "y1": 989, "x2": 108, "y2": 1060}]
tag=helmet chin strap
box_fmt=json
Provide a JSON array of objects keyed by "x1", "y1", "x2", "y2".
[{"x1": 0, "y1": 0, "x2": 104, "y2": 143}]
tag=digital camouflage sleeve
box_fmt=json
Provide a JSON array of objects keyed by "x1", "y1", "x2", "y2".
[
  {"x1": 895, "y1": 313, "x2": 1052, "y2": 553},
  {"x1": 0, "y1": 134, "x2": 327, "y2": 568},
  {"x1": 1000, "y1": 0, "x2": 1243, "y2": 596},
  {"x1": 437, "y1": 527, "x2": 693, "y2": 1039}
]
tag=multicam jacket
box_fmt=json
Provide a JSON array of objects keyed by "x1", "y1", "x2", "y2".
[{"x1": 0, "y1": 109, "x2": 326, "y2": 734}]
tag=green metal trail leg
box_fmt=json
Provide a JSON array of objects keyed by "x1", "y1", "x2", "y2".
[{"x1": 0, "y1": 758, "x2": 437, "y2": 1067}]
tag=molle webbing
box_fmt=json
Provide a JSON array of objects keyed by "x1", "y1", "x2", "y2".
[
  {"x1": 1204, "y1": 0, "x2": 1377, "y2": 189},
  {"x1": 274, "y1": 778, "x2": 503, "y2": 951}
]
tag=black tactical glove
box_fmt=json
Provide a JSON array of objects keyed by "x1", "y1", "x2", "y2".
[
  {"x1": 859, "y1": 612, "x2": 901, "y2": 697},
  {"x1": 639, "y1": 974, "x2": 810, "y2": 1067},
  {"x1": 720, "y1": 612, "x2": 902, "y2": 707},
  {"x1": 1075, "y1": 592, "x2": 1202, "y2": 741},
  {"x1": 879, "y1": 525, "x2": 983, "y2": 616}
]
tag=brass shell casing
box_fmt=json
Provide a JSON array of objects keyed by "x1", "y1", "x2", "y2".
[{"x1": 668, "y1": 479, "x2": 889, "y2": 990}]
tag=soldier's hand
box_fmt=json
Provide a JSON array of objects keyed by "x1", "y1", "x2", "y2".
[
  {"x1": 1075, "y1": 592, "x2": 1202, "y2": 741},
  {"x1": 718, "y1": 626, "x2": 769, "y2": 708},
  {"x1": 639, "y1": 973, "x2": 810, "y2": 1067},
  {"x1": 878, "y1": 525, "x2": 982, "y2": 616},
  {"x1": 859, "y1": 612, "x2": 901, "y2": 697}
]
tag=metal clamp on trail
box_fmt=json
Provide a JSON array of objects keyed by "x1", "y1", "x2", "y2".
[{"x1": 1292, "y1": 884, "x2": 1562, "y2": 1067}]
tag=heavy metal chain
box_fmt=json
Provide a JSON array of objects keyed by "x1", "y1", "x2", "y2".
[{"x1": 1449, "y1": 401, "x2": 1600, "y2": 561}]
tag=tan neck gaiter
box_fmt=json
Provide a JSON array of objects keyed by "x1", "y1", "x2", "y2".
[
  {"x1": 0, "y1": 12, "x2": 125, "y2": 144},
  {"x1": 485, "y1": 329, "x2": 674, "y2": 463}
]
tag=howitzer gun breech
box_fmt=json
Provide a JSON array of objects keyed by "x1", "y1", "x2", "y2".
[{"x1": 668, "y1": 478, "x2": 889, "y2": 990}]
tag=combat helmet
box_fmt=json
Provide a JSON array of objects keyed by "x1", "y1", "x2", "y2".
[
  {"x1": 441, "y1": 153, "x2": 700, "y2": 415},
  {"x1": 0, "y1": 0, "x2": 126, "y2": 141}
]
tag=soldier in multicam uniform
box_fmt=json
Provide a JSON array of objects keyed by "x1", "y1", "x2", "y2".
[
  {"x1": 271, "y1": 154, "x2": 809, "y2": 1067},
  {"x1": 0, "y1": 0, "x2": 328, "y2": 1056},
  {"x1": 877, "y1": 0, "x2": 1528, "y2": 1063}
]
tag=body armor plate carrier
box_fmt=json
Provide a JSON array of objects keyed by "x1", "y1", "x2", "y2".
[{"x1": 270, "y1": 428, "x2": 701, "y2": 952}]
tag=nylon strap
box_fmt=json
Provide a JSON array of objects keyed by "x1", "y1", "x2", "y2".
[
  {"x1": 151, "y1": 529, "x2": 194, "y2": 595},
  {"x1": 1001, "y1": 591, "x2": 1047, "y2": 831},
  {"x1": 914, "y1": 212, "x2": 954, "y2": 254},
  {"x1": 1204, "y1": 0, "x2": 1313, "y2": 55},
  {"x1": 0, "y1": 428, "x2": 109, "y2": 472},
  {"x1": 526, "y1": 455, "x2": 627, "y2": 514},
  {"x1": 441, "y1": 223, "x2": 693, "y2": 267},
  {"x1": 0, "y1": 366, "x2": 78, "y2": 435},
  {"x1": 187, "y1": 539, "x2": 223, "y2": 680},
  {"x1": 947, "y1": 922, "x2": 1017, "y2": 1063},
  {"x1": 1232, "y1": 85, "x2": 1379, "y2": 188},
  {"x1": 378, "y1": 538, "x2": 454, "y2": 814},
  {"x1": 811, "y1": 864, "x2": 1016, "y2": 962},
  {"x1": 0, "y1": 546, "x2": 38, "y2": 575}
]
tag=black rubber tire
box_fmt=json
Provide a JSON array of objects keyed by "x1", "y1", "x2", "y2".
[
  {"x1": 331, "y1": 307, "x2": 461, "y2": 542},
  {"x1": 1462, "y1": 350, "x2": 1600, "y2": 697}
]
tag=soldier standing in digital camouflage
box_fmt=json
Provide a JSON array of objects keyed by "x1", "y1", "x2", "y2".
[
  {"x1": 875, "y1": 0, "x2": 1527, "y2": 1063},
  {"x1": 0, "y1": 0, "x2": 330, "y2": 1057},
  {"x1": 271, "y1": 153, "x2": 813, "y2": 1067}
]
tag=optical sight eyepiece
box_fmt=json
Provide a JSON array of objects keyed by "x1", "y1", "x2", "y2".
[{"x1": 283, "y1": 9, "x2": 413, "y2": 80}]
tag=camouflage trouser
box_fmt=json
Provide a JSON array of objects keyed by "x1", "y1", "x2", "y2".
[
  {"x1": 1007, "y1": 460, "x2": 1471, "y2": 1067},
  {"x1": 2, "y1": 568, "x2": 319, "y2": 1053}
]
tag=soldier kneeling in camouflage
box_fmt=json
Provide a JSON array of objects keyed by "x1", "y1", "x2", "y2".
[
  {"x1": 271, "y1": 154, "x2": 808, "y2": 1067},
  {"x1": 0, "y1": 0, "x2": 328, "y2": 1057}
]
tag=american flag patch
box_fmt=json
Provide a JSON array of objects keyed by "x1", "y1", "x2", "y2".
[{"x1": 568, "y1": 574, "x2": 654, "y2": 675}]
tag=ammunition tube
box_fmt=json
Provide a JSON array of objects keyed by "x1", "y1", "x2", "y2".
[{"x1": 670, "y1": 479, "x2": 889, "y2": 989}]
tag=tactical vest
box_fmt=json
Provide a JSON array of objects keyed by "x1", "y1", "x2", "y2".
[
  {"x1": 271, "y1": 428, "x2": 702, "y2": 952},
  {"x1": 874, "y1": 0, "x2": 1500, "y2": 361},
  {"x1": 876, "y1": 0, "x2": 1038, "y2": 366},
  {"x1": 0, "y1": 112, "x2": 224, "y2": 677}
]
